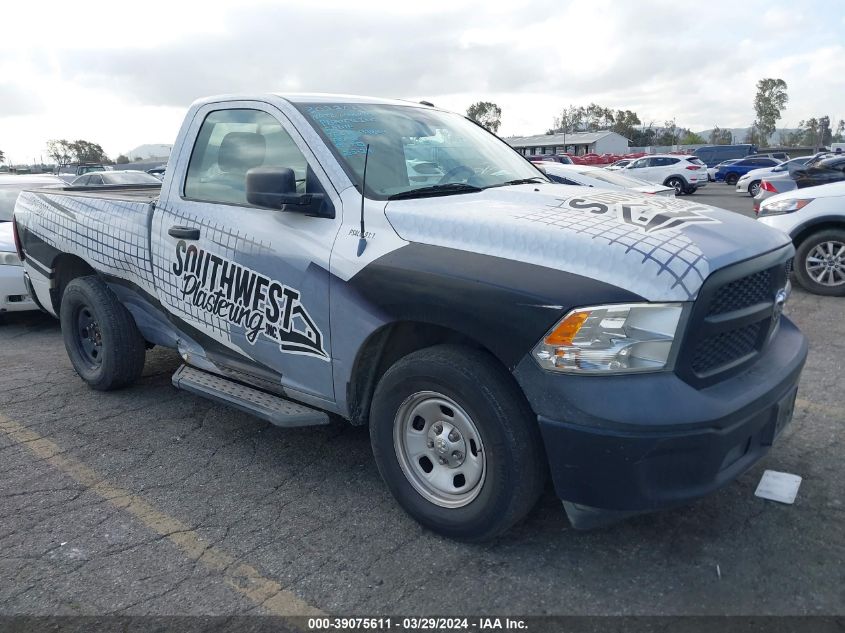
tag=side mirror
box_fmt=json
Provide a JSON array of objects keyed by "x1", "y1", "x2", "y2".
[{"x1": 246, "y1": 167, "x2": 332, "y2": 218}]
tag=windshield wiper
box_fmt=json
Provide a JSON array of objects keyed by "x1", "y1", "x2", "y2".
[
  {"x1": 484, "y1": 177, "x2": 547, "y2": 189},
  {"x1": 387, "y1": 183, "x2": 482, "y2": 200}
]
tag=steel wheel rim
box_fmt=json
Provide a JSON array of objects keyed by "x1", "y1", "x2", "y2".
[
  {"x1": 669, "y1": 179, "x2": 682, "y2": 194},
  {"x1": 393, "y1": 391, "x2": 486, "y2": 508},
  {"x1": 805, "y1": 241, "x2": 845, "y2": 287},
  {"x1": 75, "y1": 305, "x2": 103, "y2": 366},
  {"x1": 749, "y1": 182, "x2": 760, "y2": 196}
]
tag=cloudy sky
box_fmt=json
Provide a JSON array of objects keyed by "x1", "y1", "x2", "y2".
[{"x1": 1, "y1": 0, "x2": 843, "y2": 163}]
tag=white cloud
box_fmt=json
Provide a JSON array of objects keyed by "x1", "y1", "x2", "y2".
[{"x1": 0, "y1": 0, "x2": 841, "y2": 162}]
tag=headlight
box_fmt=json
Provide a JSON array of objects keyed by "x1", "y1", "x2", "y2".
[
  {"x1": 0, "y1": 252, "x2": 22, "y2": 266},
  {"x1": 758, "y1": 198, "x2": 813, "y2": 217},
  {"x1": 533, "y1": 303, "x2": 684, "y2": 373}
]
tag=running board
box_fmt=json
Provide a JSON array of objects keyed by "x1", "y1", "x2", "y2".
[{"x1": 172, "y1": 365, "x2": 330, "y2": 428}]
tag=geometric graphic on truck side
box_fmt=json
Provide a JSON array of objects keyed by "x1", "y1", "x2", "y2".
[{"x1": 19, "y1": 191, "x2": 157, "y2": 295}]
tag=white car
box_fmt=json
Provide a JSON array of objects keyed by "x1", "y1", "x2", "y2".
[
  {"x1": 736, "y1": 157, "x2": 812, "y2": 196},
  {"x1": 624, "y1": 154, "x2": 708, "y2": 195},
  {"x1": 757, "y1": 180, "x2": 845, "y2": 295},
  {"x1": 0, "y1": 174, "x2": 65, "y2": 313},
  {"x1": 539, "y1": 162, "x2": 675, "y2": 196}
]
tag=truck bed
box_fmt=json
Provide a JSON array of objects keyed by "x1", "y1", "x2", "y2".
[{"x1": 16, "y1": 187, "x2": 160, "y2": 297}]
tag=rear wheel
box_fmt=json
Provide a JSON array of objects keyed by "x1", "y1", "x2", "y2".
[
  {"x1": 748, "y1": 180, "x2": 762, "y2": 197},
  {"x1": 793, "y1": 229, "x2": 845, "y2": 296},
  {"x1": 60, "y1": 276, "x2": 146, "y2": 390},
  {"x1": 725, "y1": 173, "x2": 739, "y2": 185},
  {"x1": 665, "y1": 177, "x2": 685, "y2": 195},
  {"x1": 369, "y1": 345, "x2": 546, "y2": 541}
]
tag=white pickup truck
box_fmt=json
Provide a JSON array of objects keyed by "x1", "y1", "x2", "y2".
[{"x1": 13, "y1": 94, "x2": 807, "y2": 539}]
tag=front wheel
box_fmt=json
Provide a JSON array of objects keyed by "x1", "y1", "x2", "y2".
[
  {"x1": 60, "y1": 276, "x2": 147, "y2": 390},
  {"x1": 369, "y1": 345, "x2": 546, "y2": 541},
  {"x1": 793, "y1": 230, "x2": 845, "y2": 296},
  {"x1": 748, "y1": 180, "x2": 762, "y2": 197}
]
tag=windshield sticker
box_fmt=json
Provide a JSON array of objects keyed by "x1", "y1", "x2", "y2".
[
  {"x1": 305, "y1": 105, "x2": 385, "y2": 156},
  {"x1": 557, "y1": 194, "x2": 721, "y2": 234},
  {"x1": 171, "y1": 241, "x2": 328, "y2": 360}
]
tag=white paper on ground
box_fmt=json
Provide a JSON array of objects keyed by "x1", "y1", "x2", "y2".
[{"x1": 754, "y1": 470, "x2": 802, "y2": 504}]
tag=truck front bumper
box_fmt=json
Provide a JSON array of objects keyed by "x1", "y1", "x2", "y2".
[{"x1": 513, "y1": 317, "x2": 807, "y2": 516}]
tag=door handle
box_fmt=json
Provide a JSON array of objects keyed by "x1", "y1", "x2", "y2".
[{"x1": 168, "y1": 226, "x2": 200, "y2": 240}]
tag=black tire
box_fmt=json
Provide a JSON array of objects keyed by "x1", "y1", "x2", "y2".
[
  {"x1": 793, "y1": 229, "x2": 845, "y2": 296},
  {"x1": 683, "y1": 185, "x2": 697, "y2": 195},
  {"x1": 369, "y1": 344, "x2": 546, "y2": 541},
  {"x1": 748, "y1": 180, "x2": 761, "y2": 197},
  {"x1": 60, "y1": 276, "x2": 146, "y2": 390},
  {"x1": 725, "y1": 173, "x2": 739, "y2": 185},
  {"x1": 665, "y1": 177, "x2": 685, "y2": 195}
]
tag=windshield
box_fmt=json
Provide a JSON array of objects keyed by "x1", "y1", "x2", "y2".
[{"x1": 296, "y1": 102, "x2": 545, "y2": 199}]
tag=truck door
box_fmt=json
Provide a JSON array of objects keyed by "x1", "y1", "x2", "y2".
[{"x1": 151, "y1": 102, "x2": 341, "y2": 402}]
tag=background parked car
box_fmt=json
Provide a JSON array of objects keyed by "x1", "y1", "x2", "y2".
[
  {"x1": 54, "y1": 163, "x2": 106, "y2": 184},
  {"x1": 146, "y1": 165, "x2": 167, "y2": 180},
  {"x1": 605, "y1": 159, "x2": 632, "y2": 170},
  {"x1": 70, "y1": 170, "x2": 163, "y2": 187},
  {"x1": 624, "y1": 154, "x2": 707, "y2": 194},
  {"x1": 715, "y1": 157, "x2": 782, "y2": 185},
  {"x1": 707, "y1": 159, "x2": 741, "y2": 182},
  {"x1": 757, "y1": 180, "x2": 845, "y2": 295},
  {"x1": 693, "y1": 144, "x2": 758, "y2": 168},
  {"x1": 754, "y1": 156, "x2": 845, "y2": 210},
  {"x1": 736, "y1": 156, "x2": 813, "y2": 196},
  {"x1": 748, "y1": 152, "x2": 790, "y2": 161},
  {"x1": 538, "y1": 162, "x2": 675, "y2": 196},
  {"x1": 0, "y1": 174, "x2": 65, "y2": 313}
]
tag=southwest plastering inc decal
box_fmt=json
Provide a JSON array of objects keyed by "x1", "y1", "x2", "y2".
[
  {"x1": 171, "y1": 241, "x2": 328, "y2": 360},
  {"x1": 558, "y1": 191, "x2": 721, "y2": 234}
]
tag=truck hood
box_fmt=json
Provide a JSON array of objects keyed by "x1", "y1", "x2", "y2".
[{"x1": 384, "y1": 184, "x2": 791, "y2": 302}]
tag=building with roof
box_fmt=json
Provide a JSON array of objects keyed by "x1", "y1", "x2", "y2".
[{"x1": 505, "y1": 131, "x2": 629, "y2": 157}]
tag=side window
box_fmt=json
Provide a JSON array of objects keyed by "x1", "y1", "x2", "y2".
[
  {"x1": 185, "y1": 108, "x2": 310, "y2": 205},
  {"x1": 629, "y1": 158, "x2": 648, "y2": 168},
  {"x1": 75, "y1": 175, "x2": 90, "y2": 186},
  {"x1": 89, "y1": 174, "x2": 104, "y2": 185}
]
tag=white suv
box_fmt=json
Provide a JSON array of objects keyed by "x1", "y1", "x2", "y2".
[{"x1": 624, "y1": 154, "x2": 708, "y2": 195}]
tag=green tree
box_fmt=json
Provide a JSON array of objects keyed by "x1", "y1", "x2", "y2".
[
  {"x1": 46, "y1": 139, "x2": 74, "y2": 165},
  {"x1": 679, "y1": 131, "x2": 706, "y2": 145},
  {"x1": 466, "y1": 101, "x2": 502, "y2": 134},
  {"x1": 47, "y1": 139, "x2": 109, "y2": 164},
  {"x1": 654, "y1": 119, "x2": 679, "y2": 146},
  {"x1": 611, "y1": 110, "x2": 641, "y2": 140},
  {"x1": 549, "y1": 105, "x2": 585, "y2": 135},
  {"x1": 708, "y1": 127, "x2": 733, "y2": 144},
  {"x1": 753, "y1": 78, "x2": 788, "y2": 147},
  {"x1": 116, "y1": 154, "x2": 130, "y2": 164},
  {"x1": 70, "y1": 140, "x2": 109, "y2": 163}
]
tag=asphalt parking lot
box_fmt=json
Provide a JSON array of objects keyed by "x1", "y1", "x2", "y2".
[{"x1": 1, "y1": 187, "x2": 842, "y2": 620}]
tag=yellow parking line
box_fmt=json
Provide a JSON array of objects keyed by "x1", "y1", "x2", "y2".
[{"x1": 0, "y1": 413, "x2": 323, "y2": 617}]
